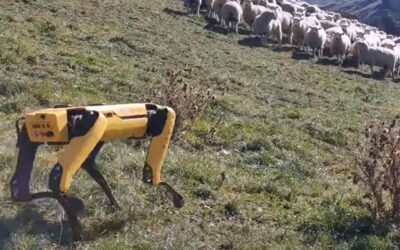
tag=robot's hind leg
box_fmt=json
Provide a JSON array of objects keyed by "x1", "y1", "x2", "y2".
[{"x1": 82, "y1": 142, "x2": 120, "y2": 211}]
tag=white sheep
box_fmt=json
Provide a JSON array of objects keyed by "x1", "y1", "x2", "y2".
[
  {"x1": 330, "y1": 32, "x2": 351, "y2": 65},
  {"x1": 279, "y1": 11, "x2": 293, "y2": 44},
  {"x1": 253, "y1": 10, "x2": 282, "y2": 46},
  {"x1": 356, "y1": 41, "x2": 398, "y2": 79},
  {"x1": 340, "y1": 23, "x2": 360, "y2": 43},
  {"x1": 291, "y1": 16, "x2": 320, "y2": 49},
  {"x1": 291, "y1": 16, "x2": 307, "y2": 48},
  {"x1": 220, "y1": 1, "x2": 243, "y2": 34},
  {"x1": 184, "y1": 0, "x2": 203, "y2": 16},
  {"x1": 304, "y1": 25, "x2": 327, "y2": 59},
  {"x1": 325, "y1": 26, "x2": 344, "y2": 52},
  {"x1": 212, "y1": 0, "x2": 240, "y2": 22},
  {"x1": 242, "y1": 0, "x2": 268, "y2": 29}
]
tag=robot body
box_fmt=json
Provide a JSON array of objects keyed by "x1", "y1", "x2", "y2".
[{"x1": 10, "y1": 103, "x2": 183, "y2": 241}]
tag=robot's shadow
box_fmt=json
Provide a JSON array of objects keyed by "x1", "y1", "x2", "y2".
[
  {"x1": 0, "y1": 206, "x2": 74, "y2": 246},
  {"x1": 0, "y1": 204, "x2": 128, "y2": 245}
]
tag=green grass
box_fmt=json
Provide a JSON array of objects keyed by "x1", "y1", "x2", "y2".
[{"x1": 1, "y1": 0, "x2": 400, "y2": 249}]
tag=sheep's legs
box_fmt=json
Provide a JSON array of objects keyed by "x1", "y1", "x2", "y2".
[
  {"x1": 261, "y1": 36, "x2": 267, "y2": 46},
  {"x1": 370, "y1": 65, "x2": 374, "y2": 75},
  {"x1": 226, "y1": 22, "x2": 231, "y2": 34}
]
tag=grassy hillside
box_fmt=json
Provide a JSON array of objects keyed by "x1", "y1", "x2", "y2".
[{"x1": 1, "y1": 0, "x2": 400, "y2": 249}]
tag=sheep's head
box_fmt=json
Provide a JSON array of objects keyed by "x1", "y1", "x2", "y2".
[
  {"x1": 243, "y1": 0, "x2": 252, "y2": 7},
  {"x1": 310, "y1": 26, "x2": 321, "y2": 36},
  {"x1": 333, "y1": 32, "x2": 345, "y2": 41},
  {"x1": 264, "y1": 10, "x2": 277, "y2": 20},
  {"x1": 292, "y1": 17, "x2": 301, "y2": 28}
]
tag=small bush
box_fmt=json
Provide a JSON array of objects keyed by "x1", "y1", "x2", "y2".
[
  {"x1": 149, "y1": 69, "x2": 224, "y2": 135},
  {"x1": 355, "y1": 117, "x2": 400, "y2": 223}
]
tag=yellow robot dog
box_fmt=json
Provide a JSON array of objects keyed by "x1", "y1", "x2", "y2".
[{"x1": 10, "y1": 103, "x2": 184, "y2": 241}]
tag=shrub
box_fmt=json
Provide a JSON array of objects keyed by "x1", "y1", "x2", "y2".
[
  {"x1": 355, "y1": 117, "x2": 400, "y2": 223},
  {"x1": 149, "y1": 69, "x2": 224, "y2": 135}
]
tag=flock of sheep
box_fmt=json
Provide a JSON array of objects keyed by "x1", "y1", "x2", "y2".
[{"x1": 183, "y1": 0, "x2": 400, "y2": 80}]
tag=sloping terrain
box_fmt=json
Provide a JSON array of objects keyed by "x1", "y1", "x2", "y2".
[
  {"x1": 306, "y1": 0, "x2": 400, "y2": 35},
  {"x1": 0, "y1": 0, "x2": 400, "y2": 249}
]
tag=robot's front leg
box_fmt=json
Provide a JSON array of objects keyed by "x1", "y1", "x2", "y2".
[
  {"x1": 47, "y1": 111, "x2": 108, "y2": 241},
  {"x1": 143, "y1": 106, "x2": 184, "y2": 208}
]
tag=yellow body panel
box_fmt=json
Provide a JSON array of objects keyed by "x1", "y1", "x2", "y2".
[
  {"x1": 25, "y1": 109, "x2": 68, "y2": 143},
  {"x1": 86, "y1": 103, "x2": 147, "y2": 117},
  {"x1": 58, "y1": 113, "x2": 107, "y2": 193},
  {"x1": 86, "y1": 104, "x2": 149, "y2": 140},
  {"x1": 101, "y1": 116, "x2": 148, "y2": 140}
]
